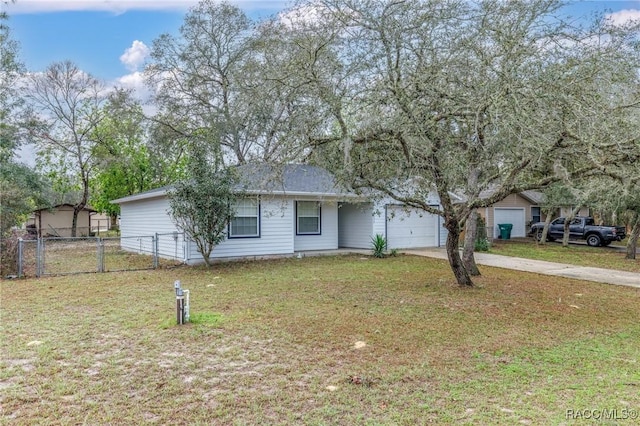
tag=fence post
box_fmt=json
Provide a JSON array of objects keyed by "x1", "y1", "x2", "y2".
[
  {"x1": 97, "y1": 237, "x2": 104, "y2": 273},
  {"x1": 153, "y1": 233, "x2": 159, "y2": 269},
  {"x1": 184, "y1": 234, "x2": 189, "y2": 264},
  {"x1": 36, "y1": 238, "x2": 42, "y2": 277},
  {"x1": 17, "y1": 238, "x2": 23, "y2": 278}
]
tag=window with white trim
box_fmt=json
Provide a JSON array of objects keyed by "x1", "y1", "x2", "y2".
[
  {"x1": 229, "y1": 198, "x2": 259, "y2": 238},
  {"x1": 296, "y1": 201, "x2": 320, "y2": 235}
]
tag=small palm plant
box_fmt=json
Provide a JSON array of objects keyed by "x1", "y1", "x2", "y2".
[{"x1": 371, "y1": 234, "x2": 387, "y2": 258}]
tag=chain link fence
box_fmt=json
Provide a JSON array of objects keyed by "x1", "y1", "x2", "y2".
[
  {"x1": 103, "y1": 236, "x2": 156, "y2": 272},
  {"x1": 5, "y1": 233, "x2": 186, "y2": 278},
  {"x1": 156, "y1": 232, "x2": 186, "y2": 267}
]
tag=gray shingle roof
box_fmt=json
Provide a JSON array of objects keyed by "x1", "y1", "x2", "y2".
[
  {"x1": 471, "y1": 186, "x2": 543, "y2": 205},
  {"x1": 235, "y1": 163, "x2": 345, "y2": 194},
  {"x1": 112, "y1": 164, "x2": 350, "y2": 204},
  {"x1": 519, "y1": 190, "x2": 543, "y2": 204}
]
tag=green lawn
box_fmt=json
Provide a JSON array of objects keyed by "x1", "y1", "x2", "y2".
[
  {"x1": 2, "y1": 255, "x2": 639, "y2": 424},
  {"x1": 489, "y1": 239, "x2": 640, "y2": 273}
]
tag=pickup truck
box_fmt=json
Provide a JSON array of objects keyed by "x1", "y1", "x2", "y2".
[{"x1": 529, "y1": 216, "x2": 626, "y2": 247}]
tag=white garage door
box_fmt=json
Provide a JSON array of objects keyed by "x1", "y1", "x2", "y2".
[
  {"x1": 493, "y1": 208, "x2": 526, "y2": 238},
  {"x1": 386, "y1": 205, "x2": 438, "y2": 248}
]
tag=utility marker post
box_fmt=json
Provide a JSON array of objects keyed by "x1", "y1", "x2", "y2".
[{"x1": 174, "y1": 280, "x2": 190, "y2": 325}]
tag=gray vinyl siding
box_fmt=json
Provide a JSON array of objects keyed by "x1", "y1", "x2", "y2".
[
  {"x1": 188, "y1": 197, "x2": 294, "y2": 262},
  {"x1": 119, "y1": 196, "x2": 181, "y2": 258},
  {"x1": 371, "y1": 202, "x2": 387, "y2": 241},
  {"x1": 294, "y1": 201, "x2": 339, "y2": 251},
  {"x1": 338, "y1": 202, "x2": 374, "y2": 249}
]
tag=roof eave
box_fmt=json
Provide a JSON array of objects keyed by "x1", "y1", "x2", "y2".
[
  {"x1": 112, "y1": 189, "x2": 361, "y2": 204},
  {"x1": 111, "y1": 190, "x2": 168, "y2": 204}
]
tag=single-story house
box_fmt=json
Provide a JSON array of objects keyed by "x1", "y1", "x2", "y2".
[
  {"x1": 112, "y1": 164, "x2": 449, "y2": 264},
  {"x1": 475, "y1": 190, "x2": 590, "y2": 239},
  {"x1": 476, "y1": 191, "x2": 544, "y2": 239},
  {"x1": 27, "y1": 204, "x2": 104, "y2": 237}
]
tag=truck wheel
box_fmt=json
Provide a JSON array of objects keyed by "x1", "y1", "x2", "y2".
[
  {"x1": 535, "y1": 229, "x2": 544, "y2": 242},
  {"x1": 586, "y1": 234, "x2": 602, "y2": 247}
]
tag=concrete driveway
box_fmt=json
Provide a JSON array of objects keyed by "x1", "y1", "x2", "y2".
[{"x1": 404, "y1": 249, "x2": 640, "y2": 289}]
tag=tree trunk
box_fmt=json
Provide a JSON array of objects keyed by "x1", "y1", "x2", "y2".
[
  {"x1": 626, "y1": 214, "x2": 639, "y2": 260},
  {"x1": 562, "y1": 206, "x2": 582, "y2": 247},
  {"x1": 444, "y1": 219, "x2": 474, "y2": 287},
  {"x1": 202, "y1": 253, "x2": 213, "y2": 267},
  {"x1": 562, "y1": 219, "x2": 571, "y2": 247},
  {"x1": 462, "y1": 210, "x2": 481, "y2": 276},
  {"x1": 73, "y1": 172, "x2": 90, "y2": 238},
  {"x1": 462, "y1": 165, "x2": 481, "y2": 277},
  {"x1": 196, "y1": 240, "x2": 214, "y2": 267},
  {"x1": 71, "y1": 208, "x2": 79, "y2": 237},
  {"x1": 538, "y1": 213, "x2": 554, "y2": 245},
  {"x1": 110, "y1": 213, "x2": 119, "y2": 230}
]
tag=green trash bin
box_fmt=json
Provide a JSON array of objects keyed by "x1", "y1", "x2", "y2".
[{"x1": 498, "y1": 224, "x2": 513, "y2": 240}]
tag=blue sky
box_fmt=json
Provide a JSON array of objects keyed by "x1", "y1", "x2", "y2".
[
  {"x1": 4, "y1": 0, "x2": 640, "y2": 85},
  {"x1": 5, "y1": 0, "x2": 290, "y2": 82}
]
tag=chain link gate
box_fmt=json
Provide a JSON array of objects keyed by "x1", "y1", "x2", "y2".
[
  {"x1": 103, "y1": 236, "x2": 156, "y2": 272},
  {"x1": 155, "y1": 232, "x2": 186, "y2": 267}
]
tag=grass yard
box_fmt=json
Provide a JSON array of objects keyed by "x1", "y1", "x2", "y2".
[
  {"x1": 2, "y1": 255, "x2": 639, "y2": 424},
  {"x1": 489, "y1": 239, "x2": 640, "y2": 273}
]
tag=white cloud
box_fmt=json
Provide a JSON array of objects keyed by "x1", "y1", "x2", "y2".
[
  {"x1": 5, "y1": 0, "x2": 289, "y2": 15},
  {"x1": 605, "y1": 9, "x2": 640, "y2": 27},
  {"x1": 120, "y1": 40, "x2": 150, "y2": 72},
  {"x1": 117, "y1": 71, "x2": 150, "y2": 99},
  {"x1": 115, "y1": 71, "x2": 157, "y2": 115},
  {"x1": 277, "y1": 3, "x2": 326, "y2": 28}
]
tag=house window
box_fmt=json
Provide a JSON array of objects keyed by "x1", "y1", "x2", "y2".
[
  {"x1": 531, "y1": 206, "x2": 541, "y2": 223},
  {"x1": 296, "y1": 201, "x2": 321, "y2": 235},
  {"x1": 229, "y1": 198, "x2": 260, "y2": 238}
]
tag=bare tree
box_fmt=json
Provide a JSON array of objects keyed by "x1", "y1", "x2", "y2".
[
  {"x1": 24, "y1": 61, "x2": 108, "y2": 236},
  {"x1": 146, "y1": 0, "x2": 275, "y2": 164},
  {"x1": 145, "y1": 0, "x2": 343, "y2": 166}
]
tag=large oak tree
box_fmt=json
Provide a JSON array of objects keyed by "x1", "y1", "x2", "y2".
[{"x1": 277, "y1": 0, "x2": 640, "y2": 286}]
